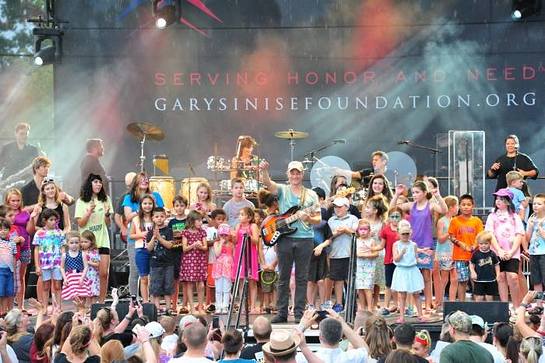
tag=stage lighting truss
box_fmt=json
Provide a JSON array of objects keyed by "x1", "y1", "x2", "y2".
[
  {"x1": 512, "y1": 0, "x2": 542, "y2": 20},
  {"x1": 153, "y1": 0, "x2": 181, "y2": 29},
  {"x1": 27, "y1": 0, "x2": 67, "y2": 66}
]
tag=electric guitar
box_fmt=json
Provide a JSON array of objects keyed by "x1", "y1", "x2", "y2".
[{"x1": 261, "y1": 203, "x2": 320, "y2": 246}]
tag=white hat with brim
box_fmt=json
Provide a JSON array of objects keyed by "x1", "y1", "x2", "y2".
[{"x1": 262, "y1": 330, "x2": 301, "y2": 356}]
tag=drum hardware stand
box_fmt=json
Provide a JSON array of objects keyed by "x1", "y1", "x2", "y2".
[
  {"x1": 139, "y1": 134, "x2": 146, "y2": 172},
  {"x1": 226, "y1": 233, "x2": 251, "y2": 335},
  {"x1": 344, "y1": 234, "x2": 358, "y2": 325}
]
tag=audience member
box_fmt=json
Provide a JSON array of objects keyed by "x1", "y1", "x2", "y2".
[
  {"x1": 440, "y1": 311, "x2": 494, "y2": 363},
  {"x1": 170, "y1": 323, "x2": 210, "y2": 363},
  {"x1": 468, "y1": 315, "x2": 506, "y2": 363},
  {"x1": 388, "y1": 323, "x2": 427, "y2": 363},
  {"x1": 240, "y1": 316, "x2": 272, "y2": 361}
]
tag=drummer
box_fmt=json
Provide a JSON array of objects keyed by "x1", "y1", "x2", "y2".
[
  {"x1": 348, "y1": 150, "x2": 389, "y2": 188},
  {"x1": 230, "y1": 135, "x2": 260, "y2": 180}
]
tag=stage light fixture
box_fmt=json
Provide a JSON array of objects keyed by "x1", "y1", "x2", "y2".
[
  {"x1": 32, "y1": 28, "x2": 64, "y2": 66},
  {"x1": 512, "y1": 0, "x2": 541, "y2": 20},
  {"x1": 153, "y1": 0, "x2": 179, "y2": 29}
]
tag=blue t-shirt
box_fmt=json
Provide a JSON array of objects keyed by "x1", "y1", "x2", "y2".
[
  {"x1": 276, "y1": 184, "x2": 319, "y2": 239},
  {"x1": 528, "y1": 218, "x2": 545, "y2": 255},
  {"x1": 508, "y1": 187, "x2": 526, "y2": 213},
  {"x1": 122, "y1": 191, "x2": 165, "y2": 245}
]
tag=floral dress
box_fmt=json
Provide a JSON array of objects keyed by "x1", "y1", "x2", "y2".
[{"x1": 86, "y1": 248, "x2": 100, "y2": 297}]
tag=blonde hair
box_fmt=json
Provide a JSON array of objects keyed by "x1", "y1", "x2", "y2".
[
  {"x1": 476, "y1": 230, "x2": 496, "y2": 245},
  {"x1": 196, "y1": 182, "x2": 212, "y2": 202},
  {"x1": 444, "y1": 195, "x2": 459, "y2": 208},
  {"x1": 3, "y1": 188, "x2": 24, "y2": 209},
  {"x1": 69, "y1": 325, "x2": 92, "y2": 355},
  {"x1": 65, "y1": 231, "x2": 80, "y2": 242},
  {"x1": 520, "y1": 336, "x2": 542, "y2": 363},
  {"x1": 81, "y1": 230, "x2": 98, "y2": 251},
  {"x1": 506, "y1": 170, "x2": 523, "y2": 185}
]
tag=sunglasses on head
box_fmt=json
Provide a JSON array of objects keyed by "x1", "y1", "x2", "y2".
[{"x1": 41, "y1": 178, "x2": 54, "y2": 185}]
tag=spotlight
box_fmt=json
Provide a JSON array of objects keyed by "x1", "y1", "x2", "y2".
[
  {"x1": 32, "y1": 28, "x2": 64, "y2": 66},
  {"x1": 512, "y1": 0, "x2": 541, "y2": 20},
  {"x1": 153, "y1": 0, "x2": 179, "y2": 29}
]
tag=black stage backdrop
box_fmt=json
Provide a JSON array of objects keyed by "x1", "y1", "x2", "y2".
[{"x1": 52, "y1": 0, "x2": 545, "y2": 198}]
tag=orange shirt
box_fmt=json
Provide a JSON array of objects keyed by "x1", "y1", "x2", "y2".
[{"x1": 448, "y1": 215, "x2": 484, "y2": 261}]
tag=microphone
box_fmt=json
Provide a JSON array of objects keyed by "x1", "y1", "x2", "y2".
[
  {"x1": 333, "y1": 138, "x2": 346, "y2": 144},
  {"x1": 397, "y1": 140, "x2": 410, "y2": 145}
]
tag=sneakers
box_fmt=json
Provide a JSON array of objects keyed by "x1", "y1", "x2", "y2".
[
  {"x1": 271, "y1": 315, "x2": 288, "y2": 324},
  {"x1": 380, "y1": 308, "x2": 390, "y2": 316},
  {"x1": 405, "y1": 306, "x2": 417, "y2": 317},
  {"x1": 332, "y1": 304, "x2": 344, "y2": 313}
]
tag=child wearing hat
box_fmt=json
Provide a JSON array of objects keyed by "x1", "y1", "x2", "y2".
[
  {"x1": 485, "y1": 187, "x2": 525, "y2": 307},
  {"x1": 391, "y1": 220, "x2": 425, "y2": 323},
  {"x1": 212, "y1": 223, "x2": 234, "y2": 314}
]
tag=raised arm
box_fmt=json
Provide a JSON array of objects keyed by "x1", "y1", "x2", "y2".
[{"x1": 259, "y1": 160, "x2": 278, "y2": 195}]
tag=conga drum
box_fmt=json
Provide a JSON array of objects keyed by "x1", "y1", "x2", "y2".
[
  {"x1": 180, "y1": 177, "x2": 209, "y2": 206},
  {"x1": 149, "y1": 176, "x2": 176, "y2": 210}
]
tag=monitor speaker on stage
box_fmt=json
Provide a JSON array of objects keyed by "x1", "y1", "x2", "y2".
[
  {"x1": 443, "y1": 301, "x2": 509, "y2": 324},
  {"x1": 91, "y1": 302, "x2": 157, "y2": 321}
]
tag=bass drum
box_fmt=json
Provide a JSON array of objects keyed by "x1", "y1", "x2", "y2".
[
  {"x1": 149, "y1": 176, "x2": 176, "y2": 210},
  {"x1": 180, "y1": 177, "x2": 209, "y2": 206}
]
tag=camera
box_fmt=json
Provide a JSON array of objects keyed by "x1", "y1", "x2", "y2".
[{"x1": 315, "y1": 310, "x2": 329, "y2": 322}]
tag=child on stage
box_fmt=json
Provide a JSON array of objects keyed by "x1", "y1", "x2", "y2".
[
  {"x1": 61, "y1": 231, "x2": 90, "y2": 309},
  {"x1": 486, "y1": 188, "x2": 525, "y2": 307},
  {"x1": 355, "y1": 219, "x2": 379, "y2": 312},
  {"x1": 181, "y1": 211, "x2": 208, "y2": 314},
  {"x1": 470, "y1": 231, "x2": 500, "y2": 302},
  {"x1": 391, "y1": 220, "x2": 425, "y2": 323},
  {"x1": 168, "y1": 195, "x2": 187, "y2": 313},
  {"x1": 146, "y1": 207, "x2": 174, "y2": 312},
  {"x1": 435, "y1": 196, "x2": 458, "y2": 307},
  {"x1": 448, "y1": 194, "x2": 484, "y2": 302},
  {"x1": 213, "y1": 223, "x2": 234, "y2": 314},
  {"x1": 81, "y1": 230, "x2": 100, "y2": 305},
  {"x1": 526, "y1": 194, "x2": 545, "y2": 304},
  {"x1": 0, "y1": 218, "x2": 17, "y2": 315},
  {"x1": 33, "y1": 209, "x2": 64, "y2": 314}
]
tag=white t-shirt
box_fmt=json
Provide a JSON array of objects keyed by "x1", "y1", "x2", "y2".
[
  {"x1": 170, "y1": 356, "x2": 214, "y2": 363},
  {"x1": 0, "y1": 345, "x2": 19, "y2": 363},
  {"x1": 297, "y1": 346, "x2": 368, "y2": 363}
]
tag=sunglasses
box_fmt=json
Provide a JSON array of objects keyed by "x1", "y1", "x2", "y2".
[
  {"x1": 400, "y1": 232, "x2": 411, "y2": 236},
  {"x1": 41, "y1": 178, "x2": 55, "y2": 186},
  {"x1": 389, "y1": 214, "x2": 401, "y2": 219}
]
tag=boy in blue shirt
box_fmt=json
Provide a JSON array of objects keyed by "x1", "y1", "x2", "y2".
[{"x1": 506, "y1": 170, "x2": 528, "y2": 220}]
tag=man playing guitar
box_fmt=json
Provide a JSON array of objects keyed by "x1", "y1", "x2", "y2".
[{"x1": 259, "y1": 160, "x2": 321, "y2": 323}]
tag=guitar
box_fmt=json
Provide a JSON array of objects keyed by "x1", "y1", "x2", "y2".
[{"x1": 261, "y1": 203, "x2": 320, "y2": 246}]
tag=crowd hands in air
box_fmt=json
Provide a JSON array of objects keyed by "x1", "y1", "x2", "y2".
[{"x1": 0, "y1": 129, "x2": 544, "y2": 362}]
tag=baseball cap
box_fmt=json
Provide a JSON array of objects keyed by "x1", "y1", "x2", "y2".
[
  {"x1": 145, "y1": 321, "x2": 166, "y2": 339},
  {"x1": 447, "y1": 310, "x2": 472, "y2": 334},
  {"x1": 178, "y1": 315, "x2": 199, "y2": 333},
  {"x1": 217, "y1": 223, "x2": 231, "y2": 236},
  {"x1": 397, "y1": 220, "x2": 411, "y2": 234},
  {"x1": 332, "y1": 197, "x2": 349, "y2": 207},
  {"x1": 493, "y1": 188, "x2": 514, "y2": 200},
  {"x1": 469, "y1": 315, "x2": 488, "y2": 330},
  {"x1": 287, "y1": 161, "x2": 304, "y2": 172}
]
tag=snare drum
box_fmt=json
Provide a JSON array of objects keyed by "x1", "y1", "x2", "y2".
[
  {"x1": 180, "y1": 177, "x2": 209, "y2": 206},
  {"x1": 149, "y1": 176, "x2": 176, "y2": 210}
]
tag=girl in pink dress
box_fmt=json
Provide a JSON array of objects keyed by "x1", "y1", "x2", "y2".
[
  {"x1": 180, "y1": 210, "x2": 208, "y2": 314},
  {"x1": 232, "y1": 207, "x2": 260, "y2": 313},
  {"x1": 212, "y1": 223, "x2": 234, "y2": 314}
]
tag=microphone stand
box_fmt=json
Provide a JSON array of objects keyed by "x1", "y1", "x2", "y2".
[
  {"x1": 302, "y1": 140, "x2": 344, "y2": 168},
  {"x1": 402, "y1": 140, "x2": 441, "y2": 176}
]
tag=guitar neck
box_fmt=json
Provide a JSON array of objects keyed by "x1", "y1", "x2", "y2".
[{"x1": 285, "y1": 205, "x2": 317, "y2": 224}]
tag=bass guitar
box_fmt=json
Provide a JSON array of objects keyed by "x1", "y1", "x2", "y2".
[{"x1": 261, "y1": 203, "x2": 320, "y2": 246}]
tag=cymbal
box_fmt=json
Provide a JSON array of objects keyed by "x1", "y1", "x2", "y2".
[
  {"x1": 274, "y1": 129, "x2": 309, "y2": 140},
  {"x1": 127, "y1": 122, "x2": 165, "y2": 141}
]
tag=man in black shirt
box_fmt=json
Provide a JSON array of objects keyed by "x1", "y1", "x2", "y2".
[
  {"x1": 240, "y1": 316, "x2": 272, "y2": 361},
  {"x1": 81, "y1": 138, "x2": 109, "y2": 194},
  {"x1": 0, "y1": 122, "x2": 39, "y2": 184}
]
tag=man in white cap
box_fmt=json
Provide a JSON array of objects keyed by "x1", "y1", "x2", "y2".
[
  {"x1": 315, "y1": 196, "x2": 358, "y2": 312},
  {"x1": 260, "y1": 160, "x2": 321, "y2": 323},
  {"x1": 468, "y1": 315, "x2": 505, "y2": 363}
]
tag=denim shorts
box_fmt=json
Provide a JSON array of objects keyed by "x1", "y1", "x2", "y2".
[
  {"x1": 42, "y1": 266, "x2": 63, "y2": 281},
  {"x1": 455, "y1": 261, "x2": 469, "y2": 282},
  {"x1": 0, "y1": 267, "x2": 14, "y2": 297},
  {"x1": 135, "y1": 248, "x2": 150, "y2": 277}
]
